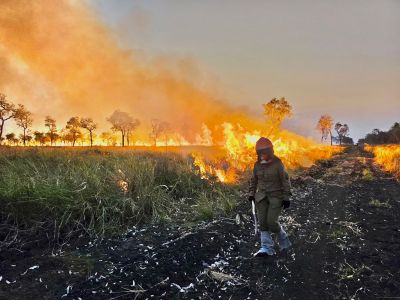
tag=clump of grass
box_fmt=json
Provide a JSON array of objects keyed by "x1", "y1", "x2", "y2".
[
  {"x1": 0, "y1": 147, "x2": 237, "y2": 246},
  {"x1": 194, "y1": 188, "x2": 237, "y2": 220},
  {"x1": 322, "y1": 166, "x2": 342, "y2": 178},
  {"x1": 337, "y1": 261, "x2": 371, "y2": 281},
  {"x1": 329, "y1": 227, "x2": 348, "y2": 239},
  {"x1": 61, "y1": 254, "x2": 97, "y2": 276},
  {"x1": 368, "y1": 198, "x2": 391, "y2": 208},
  {"x1": 361, "y1": 168, "x2": 374, "y2": 180}
]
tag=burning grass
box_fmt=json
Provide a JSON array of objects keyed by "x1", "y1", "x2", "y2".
[
  {"x1": 191, "y1": 125, "x2": 343, "y2": 183},
  {"x1": 0, "y1": 137, "x2": 341, "y2": 248},
  {"x1": 0, "y1": 147, "x2": 237, "y2": 247},
  {"x1": 364, "y1": 144, "x2": 400, "y2": 179}
]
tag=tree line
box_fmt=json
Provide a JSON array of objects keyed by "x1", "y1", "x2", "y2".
[
  {"x1": 1, "y1": 92, "x2": 356, "y2": 147},
  {"x1": 258, "y1": 98, "x2": 354, "y2": 145},
  {"x1": 0, "y1": 93, "x2": 172, "y2": 147},
  {"x1": 358, "y1": 123, "x2": 400, "y2": 145}
]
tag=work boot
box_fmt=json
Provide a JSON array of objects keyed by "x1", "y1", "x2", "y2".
[
  {"x1": 277, "y1": 228, "x2": 292, "y2": 251},
  {"x1": 254, "y1": 231, "x2": 276, "y2": 257}
]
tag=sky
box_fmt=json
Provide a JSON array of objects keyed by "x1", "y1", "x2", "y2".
[{"x1": 90, "y1": 0, "x2": 400, "y2": 140}]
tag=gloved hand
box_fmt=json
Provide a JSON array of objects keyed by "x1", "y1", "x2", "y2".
[
  {"x1": 248, "y1": 195, "x2": 255, "y2": 203},
  {"x1": 282, "y1": 200, "x2": 291, "y2": 209},
  {"x1": 282, "y1": 194, "x2": 290, "y2": 209}
]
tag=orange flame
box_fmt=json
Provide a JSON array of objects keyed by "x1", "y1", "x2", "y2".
[
  {"x1": 365, "y1": 145, "x2": 400, "y2": 178},
  {"x1": 192, "y1": 122, "x2": 342, "y2": 183}
]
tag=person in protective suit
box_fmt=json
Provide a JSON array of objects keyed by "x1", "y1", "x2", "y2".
[{"x1": 248, "y1": 137, "x2": 292, "y2": 256}]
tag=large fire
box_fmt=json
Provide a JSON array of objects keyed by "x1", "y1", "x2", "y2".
[
  {"x1": 0, "y1": 0, "x2": 343, "y2": 184},
  {"x1": 190, "y1": 123, "x2": 342, "y2": 183},
  {"x1": 365, "y1": 145, "x2": 400, "y2": 178}
]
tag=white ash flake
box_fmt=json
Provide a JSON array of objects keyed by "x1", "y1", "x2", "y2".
[
  {"x1": 61, "y1": 285, "x2": 73, "y2": 298},
  {"x1": 171, "y1": 282, "x2": 195, "y2": 293}
]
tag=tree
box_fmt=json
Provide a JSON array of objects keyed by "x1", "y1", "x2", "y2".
[
  {"x1": 150, "y1": 119, "x2": 169, "y2": 146},
  {"x1": 334, "y1": 122, "x2": 349, "y2": 145},
  {"x1": 162, "y1": 122, "x2": 171, "y2": 147},
  {"x1": 80, "y1": 117, "x2": 97, "y2": 147},
  {"x1": 388, "y1": 122, "x2": 400, "y2": 143},
  {"x1": 0, "y1": 93, "x2": 16, "y2": 144},
  {"x1": 65, "y1": 117, "x2": 81, "y2": 147},
  {"x1": 263, "y1": 97, "x2": 292, "y2": 133},
  {"x1": 126, "y1": 120, "x2": 140, "y2": 146},
  {"x1": 5, "y1": 132, "x2": 18, "y2": 145},
  {"x1": 47, "y1": 131, "x2": 60, "y2": 145},
  {"x1": 59, "y1": 128, "x2": 69, "y2": 145},
  {"x1": 316, "y1": 115, "x2": 334, "y2": 145},
  {"x1": 14, "y1": 104, "x2": 33, "y2": 146},
  {"x1": 100, "y1": 132, "x2": 117, "y2": 146},
  {"x1": 20, "y1": 133, "x2": 33, "y2": 145},
  {"x1": 34, "y1": 131, "x2": 49, "y2": 146},
  {"x1": 45, "y1": 116, "x2": 58, "y2": 146},
  {"x1": 358, "y1": 122, "x2": 400, "y2": 145},
  {"x1": 107, "y1": 110, "x2": 140, "y2": 147},
  {"x1": 341, "y1": 136, "x2": 354, "y2": 145}
]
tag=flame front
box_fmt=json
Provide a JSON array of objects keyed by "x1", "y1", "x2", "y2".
[
  {"x1": 192, "y1": 123, "x2": 342, "y2": 183},
  {"x1": 365, "y1": 145, "x2": 400, "y2": 178}
]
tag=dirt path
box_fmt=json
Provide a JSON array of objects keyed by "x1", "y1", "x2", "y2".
[{"x1": 1, "y1": 147, "x2": 399, "y2": 299}]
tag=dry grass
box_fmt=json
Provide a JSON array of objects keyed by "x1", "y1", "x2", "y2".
[
  {"x1": 365, "y1": 144, "x2": 400, "y2": 179},
  {"x1": 0, "y1": 147, "x2": 237, "y2": 247}
]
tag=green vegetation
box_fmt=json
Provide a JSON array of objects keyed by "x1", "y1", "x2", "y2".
[
  {"x1": 329, "y1": 227, "x2": 349, "y2": 239},
  {"x1": 368, "y1": 198, "x2": 391, "y2": 208},
  {"x1": 358, "y1": 122, "x2": 400, "y2": 145},
  {"x1": 361, "y1": 168, "x2": 374, "y2": 180},
  {"x1": 0, "y1": 147, "x2": 237, "y2": 246}
]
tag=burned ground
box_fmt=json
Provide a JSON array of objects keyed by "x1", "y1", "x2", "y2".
[{"x1": 0, "y1": 147, "x2": 399, "y2": 299}]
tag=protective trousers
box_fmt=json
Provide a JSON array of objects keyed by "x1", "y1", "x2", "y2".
[{"x1": 255, "y1": 191, "x2": 283, "y2": 233}]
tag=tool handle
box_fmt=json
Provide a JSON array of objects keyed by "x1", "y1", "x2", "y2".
[{"x1": 251, "y1": 200, "x2": 258, "y2": 235}]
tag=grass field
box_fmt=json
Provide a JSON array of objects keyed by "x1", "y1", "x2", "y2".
[{"x1": 0, "y1": 146, "x2": 237, "y2": 247}]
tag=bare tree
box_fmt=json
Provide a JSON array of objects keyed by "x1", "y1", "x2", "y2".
[
  {"x1": 0, "y1": 93, "x2": 16, "y2": 144},
  {"x1": 45, "y1": 116, "x2": 58, "y2": 146},
  {"x1": 66, "y1": 117, "x2": 81, "y2": 147},
  {"x1": 334, "y1": 122, "x2": 349, "y2": 145},
  {"x1": 150, "y1": 119, "x2": 169, "y2": 146},
  {"x1": 263, "y1": 97, "x2": 292, "y2": 133},
  {"x1": 107, "y1": 110, "x2": 140, "y2": 147},
  {"x1": 80, "y1": 117, "x2": 97, "y2": 147},
  {"x1": 317, "y1": 115, "x2": 334, "y2": 145},
  {"x1": 162, "y1": 122, "x2": 171, "y2": 147},
  {"x1": 14, "y1": 104, "x2": 33, "y2": 146}
]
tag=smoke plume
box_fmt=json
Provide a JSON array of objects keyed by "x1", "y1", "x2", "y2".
[{"x1": 0, "y1": 0, "x2": 262, "y2": 143}]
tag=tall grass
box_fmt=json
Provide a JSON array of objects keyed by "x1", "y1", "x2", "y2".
[
  {"x1": 0, "y1": 147, "x2": 237, "y2": 246},
  {"x1": 364, "y1": 144, "x2": 400, "y2": 178}
]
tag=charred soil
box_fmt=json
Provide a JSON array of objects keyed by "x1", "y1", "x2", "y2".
[{"x1": 1, "y1": 147, "x2": 399, "y2": 299}]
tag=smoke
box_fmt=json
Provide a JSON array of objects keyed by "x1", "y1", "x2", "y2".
[{"x1": 0, "y1": 0, "x2": 262, "y2": 142}]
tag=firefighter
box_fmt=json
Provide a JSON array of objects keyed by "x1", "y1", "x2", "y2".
[{"x1": 248, "y1": 137, "x2": 292, "y2": 256}]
